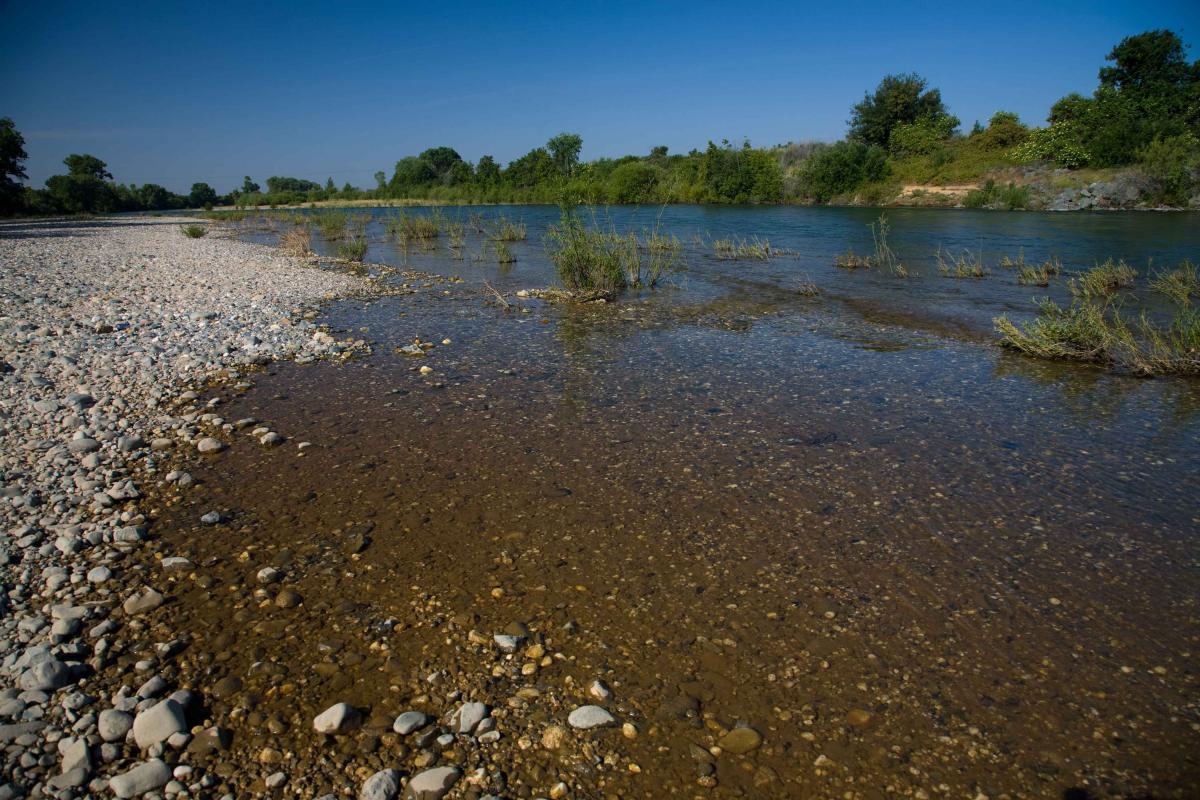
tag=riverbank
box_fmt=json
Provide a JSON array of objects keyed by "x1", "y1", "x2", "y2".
[{"x1": 0, "y1": 218, "x2": 378, "y2": 797}]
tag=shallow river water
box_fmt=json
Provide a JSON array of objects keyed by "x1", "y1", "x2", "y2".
[{"x1": 150, "y1": 206, "x2": 1199, "y2": 798}]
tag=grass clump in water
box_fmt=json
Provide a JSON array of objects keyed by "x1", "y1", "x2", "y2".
[
  {"x1": 315, "y1": 210, "x2": 349, "y2": 240},
  {"x1": 1070, "y1": 259, "x2": 1137, "y2": 299},
  {"x1": 490, "y1": 216, "x2": 527, "y2": 242},
  {"x1": 546, "y1": 211, "x2": 680, "y2": 300},
  {"x1": 280, "y1": 226, "x2": 312, "y2": 256},
  {"x1": 1150, "y1": 261, "x2": 1198, "y2": 306},
  {"x1": 180, "y1": 224, "x2": 207, "y2": 239},
  {"x1": 833, "y1": 214, "x2": 907, "y2": 276},
  {"x1": 1017, "y1": 257, "x2": 1062, "y2": 286},
  {"x1": 494, "y1": 240, "x2": 516, "y2": 264},
  {"x1": 935, "y1": 244, "x2": 986, "y2": 278},
  {"x1": 336, "y1": 235, "x2": 367, "y2": 261},
  {"x1": 995, "y1": 298, "x2": 1200, "y2": 375},
  {"x1": 713, "y1": 236, "x2": 772, "y2": 260}
]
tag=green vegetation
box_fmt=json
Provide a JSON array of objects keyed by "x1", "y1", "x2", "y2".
[
  {"x1": 833, "y1": 214, "x2": 907, "y2": 276},
  {"x1": 935, "y1": 245, "x2": 986, "y2": 278},
  {"x1": 180, "y1": 224, "x2": 207, "y2": 238},
  {"x1": 996, "y1": 297, "x2": 1200, "y2": 375},
  {"x1": 1151, "y1": 261, "x2": 1199, "y2": 305},
  {"x1": 489, "y1": 216, "x2": 527, "y2": 241},
  {"x1": 1017, "y1": 258, "x2": 1062, "y2": 287},
  {"x1": 493, "y1": 240, "x2": 516, "y2": 264},
  {"x1": 713, "y1": 236, "x2": 772, "y2": 260},
  {"x1": 963, "y1": 179, "x2": 1031, "y2": 210},
  {"x1": 1, "y1": 29, "x2": 1195, "y2": 218},
  {"x1": 546, "y1": 210, "x2": 682, "y2": 299},
  {"x1": 280, "y1": 226, "x2": 312, "y2": 256},
  {"x1": 316, "y1": 210, "x2": 350, "y2": 240},
  {"x1": 1071, "y1": 259, "x2": 1137, "y2": 299}
]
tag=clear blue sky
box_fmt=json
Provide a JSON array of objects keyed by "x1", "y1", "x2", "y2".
[{"x1": 2, "y1": 0, "x2": 1197, "y2": 193}]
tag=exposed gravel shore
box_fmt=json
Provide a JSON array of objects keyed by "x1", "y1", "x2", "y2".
[{"x1": 0, "y1": 217, "x2": 374, "y2": 799}]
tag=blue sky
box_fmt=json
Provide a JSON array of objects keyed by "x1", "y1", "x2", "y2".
[{"x1": 2, "y1": 0, "x2": 1197, "y2": 192}]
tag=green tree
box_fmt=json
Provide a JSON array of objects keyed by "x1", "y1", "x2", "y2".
[
  {"x1": 796, "y1": 141, "x2": 890, "y2": 202},
  {"x1": 547, "y1": 133, "x2": 583, "y2": 177},
  {"x1": 475, "y1": 155, "x2": 501, "y2": 185},
  {"x1": 849, "y1": 73, "x2": 947, "y2": 148},
  {"x1": 64, "y1": 154, "x2": 112, "y2": 180},
  {"x1": 45, "y1": 153, "x2": 116, "y2": 213},
  {"x1": 0, "y1": 117, "x2": 29, "y2": 215},
  {"x1": 325, "y1": 177, "x2": 336, "y2": 193},
  {"x1": 241, "y1": 176, "x2": 259, "y2": 194},
  {"x1": 374, "y1": 171, "x2": 386, "y2": 190},
  {"x1": 189, "y1": 182, "x2": 217, "y2": 208},
  {"x1": 607, "y1": 161, "x2": 660, "y2": 203},
  {"x1": 419, "y1": 147, "x2": 464, "y2": 178}
]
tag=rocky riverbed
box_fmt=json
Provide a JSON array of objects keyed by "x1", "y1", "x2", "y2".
[
  {"x1": 0, "y1": 218, "x2": 379, "y2": 798},
  {"x1": 2, "y1": 216, "x2": 1197, "y2": 800}
]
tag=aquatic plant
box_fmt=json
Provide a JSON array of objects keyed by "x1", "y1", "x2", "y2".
[
  {"x1": 494, "y1": 240, "x2": 516, "y2": 264},
  {"x1": 315, "y1": 210, "x2": 349, "y2": 240},
  {"x1": 545, "y1": 211, "x2": 681, "y2": 299},
  {"x1": 336, "y1": 234, "x2": 367, "y2": 261},
  {"x1": 1070, "y1": 259, "x2": 1136, "y2": 299},
  {"x1": 1017, "y1": 258, "x2": 1062, "y2": 286},
  {"x1": 1150, "y1": 261, "x2": 1198, "y2": 306},
  {"x1": 279, "y1": 226, "x2": 312, "y2": 256},
  {"x1": 796, "y1": 275, "x2": 820, "y2": 296},
  {"x1": 180, "y1": 224, "x2": 207, "y2": 238},
  {"x1": 995, "y1": 298, "x2": 1199, "y2": 375},
  {"x1": 490, "y1": 216, "x2": 527, "y2": 242},
  {"x1": 869, "y1": 214, "x2": 907, "y2": 276},
  {"x1": 447, "y1": 221, "x2": 466, "y2": 258},
  {"x1": 834, "y1": 248, "x2": 871, "y2": 269},
  {"x1": 999, "y1": 249, "x2": 1027, "y2": 269},
  {"x1": 935, "y1": 244, "x2": 986, "y2": 278},
  {"x1": 200, "y1": 210, "x2": 249, "y2": 222},
  {"x1": 713, "y1": 236, "x2": 771, "y2": 260}
]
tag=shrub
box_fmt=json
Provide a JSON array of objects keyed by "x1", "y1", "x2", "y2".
[
  {"x1": 996, "y1": 298, "x2": 1111, "y2": 363},
  {"x1": 935, "y1": 245, "x2": 986, "y2": 278},
  {"x1": 1138, "y1": 133, "x2": 1200, "y2": 205},
  {"x1": 796, "y1": 141, "x2": 890, "y2": 202},
  {"x1": 1018, "y1": 259, "x2": 1062, "y2": 286},
  {"x1": 975, "y1": 111, "x2": 1029, "y2": 149},
  {"x1": 964, "y1": 179, "x2": 1031, "y2": 209},
  {"x1": 1011, "y1": 124, "x2": 1091, "y2": 169},
  {"x1": 607, "y1": 161, "x2": 661, "y2": 203},
  {"x1": 888, "y1": 113, "x2": 959, "y2": 157},
  {"x1": 180, "y1": 224, "x2": 207, "y2": 238}
]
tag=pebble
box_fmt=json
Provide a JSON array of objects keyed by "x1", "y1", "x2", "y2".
[
  {"x1": 393, "y1": 711, "x2": 430, "y2": 735},
  {"x1": 717, "y1": 726, "x2": 762, "y2": 754},
  {"x1": 196, "y1": 437, "x2": 226, "y2": 453},
  {"x1": 406, "y1": 766, "x2": 461, "y2": 800},
  {"x1": 567, "y1": 705, "x2": 616, "y2": 730},
  {"x1": 109, "y1": 759, "x2": 173, "y2": 798},
  {"x1": 132, "y1": 699, "x2": 187, "y2": 749},
  {"x1": 313, "y1": 702, "x2": 361, "y2": 735},
  {"x1": 360, "y1": 768, "x2": 402, "y2": 800}
]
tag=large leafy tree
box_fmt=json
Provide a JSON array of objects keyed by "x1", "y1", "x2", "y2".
[
  {"x1": 189, "y1": 182, "x2": 217, "y2": 208},
  {"x1": 45, "y1": 153, "x2": 116, "y2": 213},
  {"x1": 547, "y1": 132, "x2": 583, "y2": 177},
  {"x1": 0, "y1": 117, "x2": 29, "y2": 215},
  {"x1": 848, "y1": 73, "x2": 947, "y2": 148}
]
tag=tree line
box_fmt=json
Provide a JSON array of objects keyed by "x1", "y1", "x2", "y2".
[{"x1": 2, "y1": 29, "x2": 1196, "y2": 217}]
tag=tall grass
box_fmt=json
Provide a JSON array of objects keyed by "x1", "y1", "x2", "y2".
[
  {"x1": 490, "y1": 216, "x2": 527, "y2": 242},
  {"x1": 494, "y1": 240, "x2": 516, "y2": 264},
  {"x1": 832, "y1": 214, "x2": 906, "y2": 275},
  {"x1": 280, "y1": 226, "x2": 312, "y2": 256},
  {"x1": 1070, "y1": 259, "x2": 1136, "y2": 300},
  {"x1": 1017, "y1": 258, "x2": 1062, "y2": 287},
  {"x1": 315, "y1": 210, "x2": 350, "y2": 240},
  {"x1": 180, "y1": 224, "x2": 207, "y2": 239},
  {"x1": 713, "y1": 236, "x2": 772, "y2": 260},
  {"x1": 995, "y1": 298, "x2": 1199, "y2": 375},
  {"x1": 545, "y1": 211, "x2": 681, "y2": 299},
  {"x1": 964, "y1": 179, "x2": 1031, "y2": 210},
  {"x1": 935, "y1": 244, "x2": 986, "y2": 278},
  {"x1": 1150, "y1": 261, "x2": 1198, "y2": 306}
]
